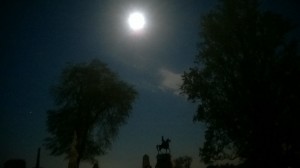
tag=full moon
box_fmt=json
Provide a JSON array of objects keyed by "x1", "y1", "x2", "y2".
[{"x1": 128, "y1": 12, "x2": 145, "y2": 31}]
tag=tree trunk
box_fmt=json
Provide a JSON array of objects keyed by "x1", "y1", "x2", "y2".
[{"x1": 68, "y1": 131, "x2": 80, "y2": 168}]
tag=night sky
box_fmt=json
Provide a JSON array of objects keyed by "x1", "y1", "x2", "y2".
[{"x1": 1, "y1": 1, "x2": 299, "y2": 168}]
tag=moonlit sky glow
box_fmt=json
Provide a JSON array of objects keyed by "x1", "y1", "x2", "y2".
[
  {"x1": 1, "y1": 0, "x2": 299, "y2": 168},
  {"x1": 128, "y1": 12, "x2": 145, "y2": 31}
]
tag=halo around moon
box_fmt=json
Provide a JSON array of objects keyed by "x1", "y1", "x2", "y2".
[{"x1": 128, "y1": 12, "x2": 145, "y2": 31}]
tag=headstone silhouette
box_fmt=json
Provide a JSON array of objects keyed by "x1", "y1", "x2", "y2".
[
  {"x1": 143, "y1": 154, "x2": 152, "y2": 168},
  {"x1": 92, "y1": 162, "x2": 99, "y2": 168},
  {"x1": 4, "y1": 159, "x2": 26, "y2": 168}
]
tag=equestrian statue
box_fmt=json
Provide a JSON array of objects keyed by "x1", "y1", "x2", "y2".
[{"x1": 156, "y1": 136, "x2": 171, "y2": 153}]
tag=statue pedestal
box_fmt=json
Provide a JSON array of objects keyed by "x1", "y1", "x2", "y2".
[{"x1": 155, "y1": 154, "x2": 172, "y2": 168}]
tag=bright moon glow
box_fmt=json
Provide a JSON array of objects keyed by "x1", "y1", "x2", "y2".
[{"x1": 128, "y1": 12, "x2": 145, "y2": 31}]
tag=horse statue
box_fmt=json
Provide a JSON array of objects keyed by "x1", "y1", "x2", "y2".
[{"x1": 156, "y1": 136, "x2": 171, "y2": 153}]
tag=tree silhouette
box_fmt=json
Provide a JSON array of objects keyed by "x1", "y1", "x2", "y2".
[
  {"x1": 181, "y1": 0, "x2": 300, "y2": 167},
  {"x1": 173, "y1": 156, "x2": 192, "y2": 168},
  {"x1": 206, "y1": 164, "x2": 237, "y2": 168},
  {"x1": 44, "y1": 59, "x2": 137, "y2": 168}
]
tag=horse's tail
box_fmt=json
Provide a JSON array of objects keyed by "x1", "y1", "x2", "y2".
[{"x1": 156, "y1": 145, "x2": 159, "y2": 152}]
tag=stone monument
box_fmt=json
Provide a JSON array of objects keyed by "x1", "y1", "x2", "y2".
[
  {"x1": 33, "y1": 148, "x2": 41, "y2": 168},
  {"x1": 143, "y1": 154, "x2": 152, "y2": 168},
  {"x1": 4, "y1": 159, "x2": 26, "y2": 168},
  {"x1": 155, "y1": 136, "x2": 172, "y2": 168}
]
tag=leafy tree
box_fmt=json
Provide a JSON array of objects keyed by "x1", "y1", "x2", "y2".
[
  {"x1": 173, "y1": 156, "x2": 192, "y2": 168},
  {"x1": 181, "y1": 0, "x2": 300, "y2": 167},
  {"x1": 206, "y1": 164, "x2": 237, "y2": 168},
  {"x1": 45, "y1": 59, "x2": 137, "y2": 168}
]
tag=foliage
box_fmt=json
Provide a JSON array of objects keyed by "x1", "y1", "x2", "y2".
[
  {"x1": 206, "y1": 163, "x2": 238, "y2": 168},
  {"x1": 173, "y1": 156, "x2": 192, "y2": 168},
  {"x1": 181, "y1": 0, "x2": 300, "y2": 167},
  {"x1": 45, "y1": 59, "x2": 137, "y2": 166}
]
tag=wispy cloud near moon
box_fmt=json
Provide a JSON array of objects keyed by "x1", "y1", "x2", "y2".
[{"x1": 159, "y1": 68, "x2": 182, "y2": 95}]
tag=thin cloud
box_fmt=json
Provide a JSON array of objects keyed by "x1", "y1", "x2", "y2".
[{"x1": 159, "y1": 68, "x2": 183, "y2": 95}]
